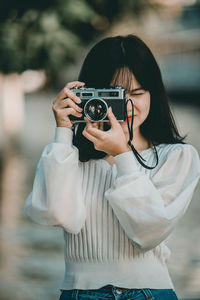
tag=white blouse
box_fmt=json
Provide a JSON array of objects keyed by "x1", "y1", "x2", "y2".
[{"x1": 24, "y1": 127, "x2": 200, "y2": 291}]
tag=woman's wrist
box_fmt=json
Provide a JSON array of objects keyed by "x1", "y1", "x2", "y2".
[
  {"x1": 56, "y1": 122, "x2": 72, "y2": 129},
  {"x1": 112, "y1": 144, "x2": 131, "y2": 157}
]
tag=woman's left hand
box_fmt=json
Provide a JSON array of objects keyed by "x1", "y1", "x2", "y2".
[{"x1": 82, "y1": 107, "x2": 130, "y2": 156}]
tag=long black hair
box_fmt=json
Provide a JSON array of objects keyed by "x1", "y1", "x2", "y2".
[{"x1": 73, "y1": 35, "x2": 185, "y2": 162}]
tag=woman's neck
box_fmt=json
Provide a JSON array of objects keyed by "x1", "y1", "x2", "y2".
[{"x1": 129, "y1": 128, "x2": 151, "y2": 153}]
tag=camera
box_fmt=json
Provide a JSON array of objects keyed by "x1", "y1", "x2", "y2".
[{"x1": 69, "y1": 87, "x2": 126, "y2": 123}]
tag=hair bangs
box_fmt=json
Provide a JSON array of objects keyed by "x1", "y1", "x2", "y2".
[{"x1": 110, "y1": 67, "x2": 134, "y2": 92}]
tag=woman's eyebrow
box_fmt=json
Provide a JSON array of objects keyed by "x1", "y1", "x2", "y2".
[{"x1": 129, "y1": 88, "x2": 144, "y2": 92}]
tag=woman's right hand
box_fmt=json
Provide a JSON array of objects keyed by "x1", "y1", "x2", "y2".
[{"x1": 52, "y1": 81, "x2": 85, "y2": 129}]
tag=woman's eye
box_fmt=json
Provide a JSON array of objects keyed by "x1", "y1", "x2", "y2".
[{"x1": 131, "y1": 93, "x2": 145, "y2": 96}]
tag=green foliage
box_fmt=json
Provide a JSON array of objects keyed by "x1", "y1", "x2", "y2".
[
  {"x1": 0, "y1": 0, "x2": 160, "y2": 80},
  {"x1": 0, "y1": 0, "x2": 97, "y2": 75}
]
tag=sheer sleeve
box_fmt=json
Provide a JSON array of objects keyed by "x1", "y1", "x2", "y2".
[
  {"x1": 105, "y1": 144, "x2": 200, "y2": 251},
  {"x1": 24, "y1": 127, "x2": 86, "y2": 234}
]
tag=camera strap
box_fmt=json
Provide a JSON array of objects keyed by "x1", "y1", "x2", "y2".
[{"x1": 125, "y1": 98, "x2": 158, "y2": 170}]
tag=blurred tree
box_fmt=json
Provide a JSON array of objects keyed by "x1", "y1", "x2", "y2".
[
  {"x1": 0, "y1": 0, "x2": 97, "y2": 80},
  {"x1": 0, "y1": 0, "x2": 159, "y2": 85}
]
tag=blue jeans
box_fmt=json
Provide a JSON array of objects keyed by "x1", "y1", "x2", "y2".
[{"x1": 59, "y1": 284, "x2": 179, "y2": 299}]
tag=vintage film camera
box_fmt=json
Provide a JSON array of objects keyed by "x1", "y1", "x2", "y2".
[{"x1": 69, "y1": 87, "x2": 126, "y2": 123}]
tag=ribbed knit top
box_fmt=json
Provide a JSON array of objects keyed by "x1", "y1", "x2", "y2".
[{"x1": 24, "y1": 127, "x2": 200, "y2": 291}]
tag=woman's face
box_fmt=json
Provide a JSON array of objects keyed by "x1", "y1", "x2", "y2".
[{"x1": 110, "y1": 69, "x2": 151, "y2": 137}]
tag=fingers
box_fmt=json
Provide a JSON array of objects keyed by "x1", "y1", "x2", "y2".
[
  {"x1": 65, "y1": 107, "x2": 82, "y2": 118},
  {"x1": 93, "y1": 122, "x2": 104, "y2": 130},
  {"x1": 84, "y1": 117, "x2": 93, "y2": 127},
  {"x1": 60, "y1": 98, "x2": 83, "y2": 113},
  {"x1": 82, "y1": 130, "x2": 98, "y2": 144},
  {"x1": 55, "y1": 88, "x2": 81, "y2": 105},
  {"x1": 82, "y1": 119, "x2": 99, "y2": 144},
  {"x1": 64, "y1": 88, "x2": 82, "y2": 104},
  {"x1": 53, "y1": 99, "x2": 83, "y2": 122},
  {"x1": 84, "y1": 117, "x2": 104, "y2": 139},
  {"x1": 90, "y1": 121, "x2": 103, "y2": 130},
  {"x1": 66, "y1": 81, "x2": 85, "y2": 89},
  {"x1": 53, "y1": 98, "x2": 83, "y2": 118},
  {"x1": 63, "y1": 81, "x2": 85, "y2": 103},
  {"x1": 52, "y1": 81, "x2": 85, "y2": 128},
  {"x1": 53, "y1": 81, "x2": 85, "y2": 105},
  {"x1": 107, "y1": 107, "x2": 119, "y2": 128},
  {"x1": 99, "y1": 122, "x2": 104, "y2": 130}
]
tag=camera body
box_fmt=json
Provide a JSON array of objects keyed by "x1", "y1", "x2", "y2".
[{"x1": 69, "y1": 87, "x2": 126, "y2": 123}]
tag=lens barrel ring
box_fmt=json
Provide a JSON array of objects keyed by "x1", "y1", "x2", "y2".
[{"x1": 84, "y1": 97, "x2": 108, "y2": 122}]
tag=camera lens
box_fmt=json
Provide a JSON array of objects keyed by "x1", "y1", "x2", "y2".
[{"x1": 84, "y1": 98, "x2": 108, "y2": 122}]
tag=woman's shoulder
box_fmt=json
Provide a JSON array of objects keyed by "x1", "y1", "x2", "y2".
[
  {"x1": 151, "y1": 143, "x2": 200, "y2": 181},
  {"x1": 157, "y1": 142, "x2": 198, "y2": 156},
  {"x1": 155, "y1": 142, "x2": 199, "y2": 168}
]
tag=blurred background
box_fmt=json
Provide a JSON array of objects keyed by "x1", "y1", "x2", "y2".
[{"x1": 0, "y1": 0, "x2": 200, "y2": 299}]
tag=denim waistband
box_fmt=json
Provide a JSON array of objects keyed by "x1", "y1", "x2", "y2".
[{"x1": 60, "y1": 285, "x2": 178, "y2": 300}]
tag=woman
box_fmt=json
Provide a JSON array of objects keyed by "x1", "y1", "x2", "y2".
[{"x1": 24, "y1": 35, "x2": 200, "y2": 300}]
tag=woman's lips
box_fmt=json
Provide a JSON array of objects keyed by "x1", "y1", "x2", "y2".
[{"x1": 126, "y1": 116, "x2": 136, "y2": 122}]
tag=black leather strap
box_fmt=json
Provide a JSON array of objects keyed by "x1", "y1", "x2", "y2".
[{"x1": 125, "y1": 98, "x2": 158, "y2": 170}]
